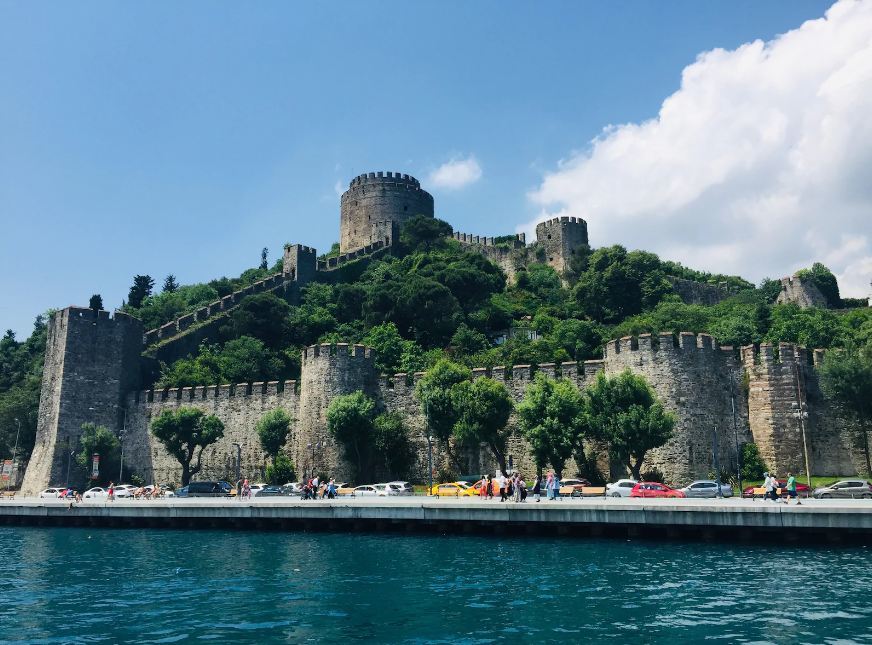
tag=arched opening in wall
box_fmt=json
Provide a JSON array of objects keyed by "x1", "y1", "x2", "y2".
[
  {"x1": 404, "y1": 205, "x2": 408, "y2": 211},
  {"x1": 549, "y1": 257, "x2": 553, "y2": 262},
  {"x1": 547, "y1": 235, "x2": 552, "y2": 240}
]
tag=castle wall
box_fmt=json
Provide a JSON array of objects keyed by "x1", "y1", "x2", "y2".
[
  {"x1": 603, "y1": 333, "x2": 751, "y2": 483},
  {"x1": 667, "y1": 277, "x2": 730, "y2": 306},
  {"x1": 742, "y1": 344, "x2": 859, "y2": 477},
  {"x1": 123, "y1": 382, "x2": 299, "y2": 486},
  {"x1": 339, "y1": 172, "x2": 434, "y2": 253},
  {"x1": 453, "y1": 232, "x2": 529, "y2": 282},
  {"x1": 21, "y1": 308, "x2": 143, "y2": 494}
]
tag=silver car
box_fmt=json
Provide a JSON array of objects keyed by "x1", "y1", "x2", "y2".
[
  {"x1": 386, "y1": 481, "x2": 414, "y2": 496},
  {"x1": 680, "y1": 480, "x2": 733, "y2": 498},
  {"x1": 606, "y1": 479, "x2": 637, "y2": 498},
  {"x1": 813, "y1": 480, "x2": 872, "y2": 499}
]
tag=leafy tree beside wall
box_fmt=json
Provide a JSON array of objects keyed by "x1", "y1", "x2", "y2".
[{"x1": 151, "y1": 408, "x2": 225, "y2": 485}]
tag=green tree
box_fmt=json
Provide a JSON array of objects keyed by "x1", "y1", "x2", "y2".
[
  {"x1": 217, "y1": 336, "x2": 283, "y2": 384},
  {"x1": 265, "y1": 453, "x2": 295, "y2": 485},
  {"x1": 741, "y1": 442, "x2": 768, "y2": 482},
  {"x1": 260, "y1": 247, "x2": 269, "y2": 271},
  {"x1": 127, "y1": 275, "x2": 154, "y2": 309},
  {"x1": 450, "y1": 377, "x2": 514, "y2": 475},
  {"x1": 226, "y1": 293, "x2": 293, "y2": 350},
  {"x1": 326, "y1": 392, "x2": 376, "y2": 481},
  {"x1": 517, "y1": 373, "x2": 586, "y2": 477},
  {"x1": 162, "y1": 274, "x2": 179, "y2": 293},
  {"x1": 88, "y1": 294, "x2": 103, "y2": 311},
  {"x1": 448, "y1": 323, "x2": 490, "y2": 358},
  {"x1": 151, "y1": 408, "x2": 225, "y2": 485},
  {"x1": 585, "y1": 370, "x2": 675, "y2": 480},
  {"x1": 758, "y1": 277, "x2": 783, "y2": 304},
  {"x1": 400, "y1": 215, "x2": 452, "y2": 252},
  {"x1": 76, "y1": 423, "x2": 121, "y2": 485},
  {"x1": 255, "y1": 409, "x2": 292, "y2": 464},
  {"x1": 373, "y1": 412, "x2": 415, "y2": 479},
  {"x1": 416, "y1": 359, "x2": 471, "y2": 444},
  {"x1": 819, "y1": 343, "x2": 872, "y2": 475}
]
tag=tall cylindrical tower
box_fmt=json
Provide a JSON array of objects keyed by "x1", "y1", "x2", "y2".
[
  {"x1": 339, "y1": 171, "x2": 434, "y2": 253},
  {"x1": 296, "y1": 343, "x2": 379, "y2": 481}
]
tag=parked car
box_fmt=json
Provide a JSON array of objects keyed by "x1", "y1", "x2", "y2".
[
  {"x1": 630, "y1": 482, "x2": 686, "y2": 498},
  {"x1": 83, "y1": 487, "x2": 109, "y2": 499},
  {"x1": 430, "y1": 482, "x2": 471, "y2": 497},
  {"x1": 255, "y1": 485, "x2": 286, "y2": 497},
  {"x1": 386, "y1": 481, "x2": 414, "y2": 496},
  {"x1": 112, "y1": 484, "x2": 137, "y2": 499},
  {"x1": 283, "y1": 482, "x2": 303, "y2": 494},
  {"x1": 813, "y1": 480, "x2": 872, "y2": 499},
  {"x1": 336, "y1": 484, "x2": 356, "y2": 496},
  {"x1": 186, "y1": 481, "x2": 232, "y2": 497},
  {"x1": 352, "y1": 485, "x2": 380, "y2": 497},
  {"x1": 249, "y1": 483, "x2": 267, "y2": 496},
  {"x1": 680, "y1": 480, "x2": 733, "y2": 498},
  {"x1": 39, "y1": 488, "x2": 64, "y2": 499},
  {"x1": 606, "y1": 479, "x2": 637, "y2": 498},
  {"x1": 175, "y1": 486, "x2": 189, "y2": 497},
  {"x1": 742, "y1": 480, "x2": 811, "y2": 498}
]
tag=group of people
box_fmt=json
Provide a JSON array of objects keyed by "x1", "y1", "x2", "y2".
[
  {"x1": 301, "y1": 476, "x2": 337, "y2": 500},
  {"x1": 475, "y1": 472, "x2": 563, "y2": 502},
  {"x1": 763, "y1": 471, "x2": 801, "y2": 504}
]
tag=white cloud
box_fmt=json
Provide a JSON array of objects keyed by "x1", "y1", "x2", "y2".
[
  {"x1": 333, "y1": 180, "x2": 343, "y2": 197},
  {"x1": 428, "y1": 155, "x2": 483, "y2": 190},
  {"x1": 528, "y1": 0, "x2": 872, "y2": 297}
]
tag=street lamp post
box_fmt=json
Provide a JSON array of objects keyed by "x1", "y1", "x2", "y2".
[
  {"x1": 232, "y1": 443, "x2": 241, "y2": 482},
  {"x1": 118, "y1": 410, "x2": 127, "y2": 482},
  {"x1": 65, "y1": 437, "x2": 75, "y2": 488},
  {"x1": 426, "y1": 435, "x2": 434, "y2": 496},
  {"x1": 712, "y1": 425, "x2": 723, "y2": 498},
  {"x1": 730, "y1": 373, "x2": 742, "y2": 494},
  {"x1": 308, "y1": 440, "x2": 322, "y2": 479},
  {"x1": 793, "y1": 361, "x2": 813, "y2": 490}
]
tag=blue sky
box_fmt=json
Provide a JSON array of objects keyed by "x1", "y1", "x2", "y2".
[{"x1": 0, "y1": 1, "x2": 852, "y2": 337}]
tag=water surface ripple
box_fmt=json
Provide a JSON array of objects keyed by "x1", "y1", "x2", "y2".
[{"x1": 0, "y1": 528, "x2": 869, "y2": 644}]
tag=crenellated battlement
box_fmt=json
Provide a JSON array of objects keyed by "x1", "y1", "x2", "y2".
[
  {"x1": 317, "y1": 240, "x2": 387, "y2": 271},
  {"x1": 301, "y1": 342, "x2": 375, "y2": 363},
  {"x1": 535, "y1": 215, "x2": 586, "y2": 229},
  {"x1": 453, "y1": 231, "x2": 526, "y2": 248},
  {"x1": 346, "y1": 171, "x2": 422, "y2": 190},
  {"x1": 603, "y1": 332, "x2": 728, "y2": 361},
  {"x1": 127, "y1": 379, "x2": 298, "y2": 407},
  {"x1": 143, "y1": 272, "x2": 287, "y2": 347},
  {"x1": 740, "y1": 342, "x2": 816, "y2": 370}
]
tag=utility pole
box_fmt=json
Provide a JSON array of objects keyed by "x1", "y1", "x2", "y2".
[
  {"x1": 794, "y1": 360, "x2": 813, "y2": 491},
  {"x1": 118, "y1": 409, "x2": 127, "y2": 482},
  {"x1": 730, "y1": 373, "x2": 742, "y2": 494},
  {"x1": 713, "y1": 425, "x2": 723, "y2": 497}
]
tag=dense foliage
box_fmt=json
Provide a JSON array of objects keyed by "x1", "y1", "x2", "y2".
[{"x1": 150, "y1": 408, "x2": 225, "y2": 485}]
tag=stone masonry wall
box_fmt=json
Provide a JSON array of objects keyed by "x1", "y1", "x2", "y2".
[
  {"x1": 21, "y1": 308, "x2": 143, "y2": 494},
  {"x1": 604, "y1": 333, "x2": 751, "y2": 484},
  {"x1": 776, "y1": 274, "x2": 828, "y2": 308},
  {"x1": 123, "y1": 381, "x2": 299, "y2": 486}
]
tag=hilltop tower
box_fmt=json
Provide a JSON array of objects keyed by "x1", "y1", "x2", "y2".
[
  {"x1": 21, "y1": 307, "x2": 143, "y2": 494},
  {"x1": 339, "y1": 172, "x2": 434, "y2": 253},
  {"x1": 535, "y1": 216, "x2": 589, "y2": 274}
]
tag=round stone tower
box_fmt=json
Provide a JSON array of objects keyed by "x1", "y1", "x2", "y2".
[
  {"x1": 296, "y1": 343, "x2": 379, "y2": 481},
  {"x1": 339, "y1": 171, "x2": 434, "y2": 253}
]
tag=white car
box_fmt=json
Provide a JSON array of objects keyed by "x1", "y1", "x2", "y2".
[
  {"x1": 385, "y1": 481, "x2": 413, "y2": 496},
  {"x1": 606, "y1": 479, "x2": 638, "y2": 498},
  {"x1": 352, "y1": 485, "x2": 379, "y2": 497},
  {"x1": 112, "y1": 485, "x2": 136, "y2": 499},
  {"x1": 39, "y1": 488, "x2": 65, "y2": 499},
  {"x1": 249, "y1": 483, "x2": 267, "y2": 496},
  {"x1": 375, "y1": 484, "x2": 398, "y2": 496},
  {"x1": 83, "y1": 487, "x2": 109, "y2": 499}
]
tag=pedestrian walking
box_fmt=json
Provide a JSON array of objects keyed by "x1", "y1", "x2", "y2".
[
  {"x1": 519, "y1": 475, "x2": 527, "y2": 502},
  {"x1": 486, "y1": 475, "x2": 493, "y2": 500},
  {"x1": 546, "y1": 473, "x2": 554, "y2": 501},
  {"x1": 242, "y1": 478, "x2": 251, "y2": 500},
  {"x1": 763, "y1": 472, "x2": 778, "y2": 502},
  {"x1": 236, "y1": 479, "x2": 242, "y2": 500},
  {"x1": 479, "y1": 475, "x2": 487, "y2": 499},
  {"x1": 327, "y1": 478, "x2": 337, "y2": 499},
  {"x1": 533, "y1": 474, "x2": 542, "y2": 502},
  {"x1": 513, "y1": 474, "x2": 521, "y2": 502},
  {"x1": 786, "y1": 472, "x2": 801, "y2": 505},
  {"x1": 107, "y1": 481, "x2": 115, "y2": 502},
  {"x1": 554, "y1": 473, "x2": 562, "y2": 500},
  {"x1": 498, "y1": 473, "x2": 507, "y2": 502}
]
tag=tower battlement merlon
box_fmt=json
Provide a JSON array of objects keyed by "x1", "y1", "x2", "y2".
[{"x1": 348, "y1": 171, "x2": 421, "y2": 189}]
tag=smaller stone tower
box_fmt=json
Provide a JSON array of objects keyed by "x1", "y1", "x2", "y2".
[
  {"x1": 296, "y1": 343, "x2": 379, "y2": 480},
  {"x1": 339, "y1": 172, "x2": 434, "y2": 253},
  {"x1": 535, "y1": 216, "x2": 589, "y2": 274},
  {"x1": 21, "y1": 307, "x2": 143, "y2": 494},
  {"x1": 282, "y1": 244, "x2": 317, "y2": 285}
]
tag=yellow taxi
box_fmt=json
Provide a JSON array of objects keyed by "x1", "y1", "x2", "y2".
[{"x1": 430, "y1": 482, "x2": 474, "y2": 497}]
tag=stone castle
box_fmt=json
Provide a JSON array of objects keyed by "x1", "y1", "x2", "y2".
[{"x1": 20, "y1": 172, "x2": 864, "y2": 493}]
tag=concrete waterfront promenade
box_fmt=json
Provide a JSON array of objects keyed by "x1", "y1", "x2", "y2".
[{"x1": 1, "y1": 497, "x2": 871, "y2": 543}]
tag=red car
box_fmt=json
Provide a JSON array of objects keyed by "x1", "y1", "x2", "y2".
[
  {"x1": 741, "y1": 480, "x2": 811, "y2": 498},
  {"x1": 629, "y1": 482, "x2": 686, "y2": 498}
]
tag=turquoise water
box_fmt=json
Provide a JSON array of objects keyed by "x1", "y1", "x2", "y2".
[{"x1": 0, "y1": 528, "x2": 870, "y2": 644}]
